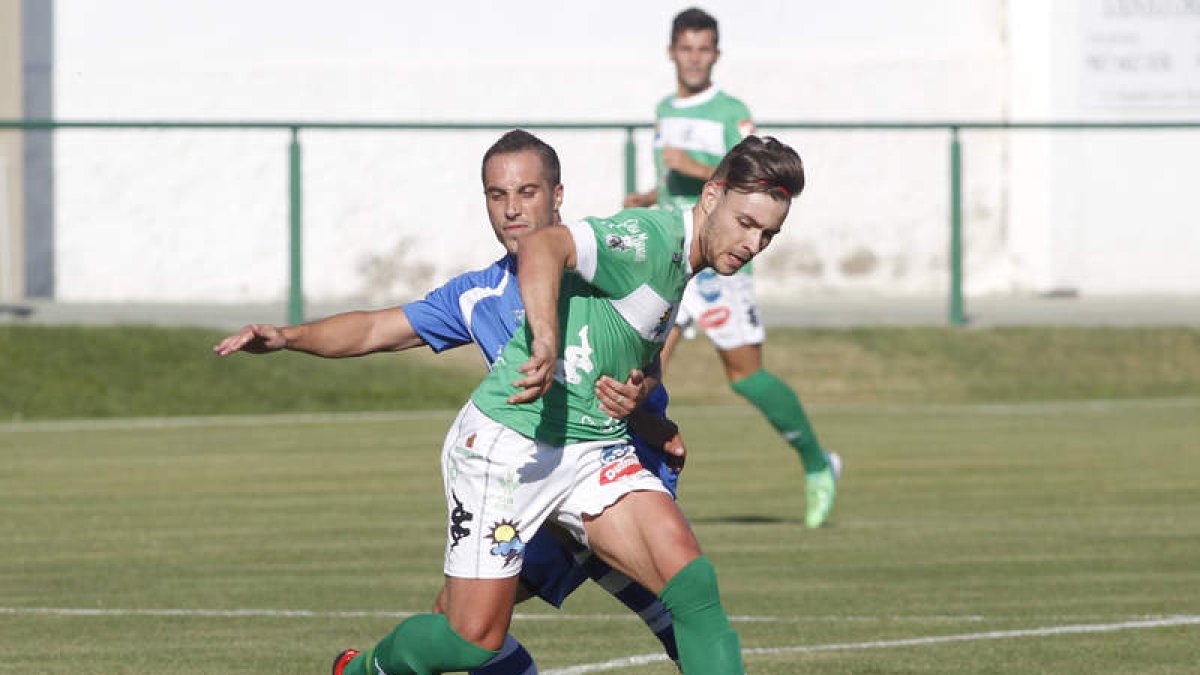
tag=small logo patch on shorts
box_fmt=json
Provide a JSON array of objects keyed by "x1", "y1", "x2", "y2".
[
  {"x1": 488, "y1": 520, "x2": 526, "y2": 565},
  {"x1": 449, "y1": 492, "x2": 474, "y2": 549},
  {"x1": 599, "y1": 445, "x2": 644, "y2": 485}
]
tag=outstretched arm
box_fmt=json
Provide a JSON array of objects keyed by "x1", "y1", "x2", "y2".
[
  {"x1": 507, "y1": 226, "x2": 577, "y2": 404},
  {"x1": 212, "y1": 307, "x2": 426, "y2": 358}
]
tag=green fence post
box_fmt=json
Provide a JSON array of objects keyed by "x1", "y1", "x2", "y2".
[
  {"x1": 624, "y1": 126, "x2": 637, "y2": 196},
  {"x1": 288, "y1": 126, "x2": 304, "y2": 325},
  {"x1": 949, "y1": 126, "x2": 966, "y2": 327}
]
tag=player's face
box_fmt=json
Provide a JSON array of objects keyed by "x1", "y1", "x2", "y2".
[
  {"x1": 483, "y1": 149, "x2": 563, "y2": 256},
  {"x1": 669, "y1": 29, "x2": 720, "y2": 95},
  {"x1": 697, "y1": 184, "x2": 788, "y2": 275}
]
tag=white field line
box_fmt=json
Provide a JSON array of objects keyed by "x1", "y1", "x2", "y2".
[
  {"x1": 0, "y1": 607, "x2": 976, "y2": 623},
  {"x1": 2, "y1": 397, "x2": 1197, "y2": 434},
  {"x1": 541, "y1": 615, "x2": 1200, "y2": 675},
  {"x1": 4, "y1": 606, "x2": 1181, "y2": 625},
  {"x1": 0, "y1": 607, "x2": 765, "y2": 622}
]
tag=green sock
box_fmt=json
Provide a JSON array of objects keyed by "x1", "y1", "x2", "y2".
[
  {"x1": 343, "y1": 613, "x2": 497, "y2": 675},
  {"x1": 659, "y1": 556, "x2": 744, "y2": 674},
  {"x1": 731, "y1": 368, "x2": 828, "y2": 474}
]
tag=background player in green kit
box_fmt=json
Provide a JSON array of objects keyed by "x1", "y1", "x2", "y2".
[
  {"x1": 333, "y1": 135, "x2": 805, "y2": 675},
  {"x1": 625, "y1": 6, "x2": 841, "y2": 529}
]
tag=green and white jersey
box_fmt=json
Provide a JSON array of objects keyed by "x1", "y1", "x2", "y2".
[
  {"x1": 470, "y1": 208, "x2": 694, "y2": 446},
  {"x1": 653, "y1": 86, "x2": 755, "y2": 213}
]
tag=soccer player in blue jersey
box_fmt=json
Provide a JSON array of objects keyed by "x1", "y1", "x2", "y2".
[{"x1": 214, "y1": 130, "x2": 683, "y2": 673}]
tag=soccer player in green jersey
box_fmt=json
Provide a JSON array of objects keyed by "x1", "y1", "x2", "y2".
[
  {"x1": 625, "y1": 6, "x2": 841, "y2": 529},
  {"x1": 333, "y1": 135, "x2": 805, "y2": 675}
]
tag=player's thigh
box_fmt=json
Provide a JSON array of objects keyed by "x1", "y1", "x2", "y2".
[
  {"x1": 582, "y1": 490, "x2": 701, "y2": 594},
  {"x1": 716, "y1": 342, "x2": 763, "y2": 382},
  {"x1": 444, "y1": 575, "x2": 521, "y2": 650}
]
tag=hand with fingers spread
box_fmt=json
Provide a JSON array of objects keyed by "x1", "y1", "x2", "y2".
[{"x1": 212, "y1": 323, "x2": 288, "y2": 357}]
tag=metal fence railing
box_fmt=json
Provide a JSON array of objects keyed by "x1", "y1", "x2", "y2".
[{"x1": 4, "y1": 119, "x2": 1198, "y2": 326}]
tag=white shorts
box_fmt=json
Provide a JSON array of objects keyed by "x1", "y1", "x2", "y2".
[
  {"x1": 675, "y1": 268, "x2": 765, "y2": 350},
  {"x1": 440, "y1": 401, "x2": 670, "y2": 579}
]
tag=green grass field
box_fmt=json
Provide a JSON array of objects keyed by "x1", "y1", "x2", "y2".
[
  {"x1": 3, "y1": 399, "x2": 1198, "y2": 673},
  {"x1": 2, "y1": 325, "x2": 1199, "y2": 672}
]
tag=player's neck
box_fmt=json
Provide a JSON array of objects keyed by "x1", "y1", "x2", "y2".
[{"x1": 675, "y1": 82, "x2": 714, "y2": 100}]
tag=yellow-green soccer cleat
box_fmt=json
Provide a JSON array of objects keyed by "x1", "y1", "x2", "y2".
[{"x1": 804, "y1": 451, "x2": 841, "y2": 528}]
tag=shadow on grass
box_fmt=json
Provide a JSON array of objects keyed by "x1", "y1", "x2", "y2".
[{"x1": 689, "y1": 514, "x2": 792, "y2": 525}]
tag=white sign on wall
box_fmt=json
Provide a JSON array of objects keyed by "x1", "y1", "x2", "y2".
[{"x1": 1079, "y1": 0, "x2": 1200, "y2": 107}]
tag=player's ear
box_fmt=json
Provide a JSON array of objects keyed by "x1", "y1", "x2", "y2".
[
  {"x1": 700, "y1": 181, "x2": 723, "y2": 213},
  {"x1": 553, "y1": 183, "x2": 563, "y2": 212}
]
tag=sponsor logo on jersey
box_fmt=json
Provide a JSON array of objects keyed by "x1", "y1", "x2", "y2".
[
  {"x1": 738, "y1": 119, "x2": 756, "y2": 138},
  {"x1": 449, "y1": 491, "x2": 474, "y2": 549},
  {"x1": 616, "y1": 219, "x2": 643, "y2": 234},
  {"x1": 580, "y1": 414, "x2": 619, "y2": 430},
  {"x1": 599, "y1": 444, "x2": 644, "y2": 485},
  {"x1": 605, "y1": 232, "x2": 648, "y2": 262},
  {"x1": 651, "y1": 306, "x2": 676, "y2": 341},
  {"x1": 699, "y1": 306, "x2": 731, "y2": 329},
  {"x1": 695, "y1": 269, "x2": 722, "y2": 302},
  {"x1": 488, "y1": 519, "x2": 525, "y2": 564}
]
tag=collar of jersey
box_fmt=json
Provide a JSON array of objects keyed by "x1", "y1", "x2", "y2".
[
  {"x1": 682, "y1": 208, "x2": 695, "y2": 276},
  {"x1": 670, "y1": 85, "x2": 720, "y2": 109}
]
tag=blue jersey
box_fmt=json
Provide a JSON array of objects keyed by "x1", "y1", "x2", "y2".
[{"x1": 403, "y1": 255, "x2": 525, "y2": 368}]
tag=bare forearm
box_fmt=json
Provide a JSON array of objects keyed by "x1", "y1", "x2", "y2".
[{"x1": 283, "y1": 309, "x2": 423, "y2": 357}]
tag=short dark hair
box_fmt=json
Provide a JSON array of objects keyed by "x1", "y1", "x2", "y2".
[
  {"x1": 671, "y1": 7, "x2": 719, "y2": 46},
  {"x1": 481, "y1": 129, "x2": 561, "y2": 187},
  {"x1": 710, "y1": 136, "x2": 805, "y2": 201}
]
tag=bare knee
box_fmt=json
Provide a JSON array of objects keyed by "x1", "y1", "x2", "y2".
[
  {"x1": 443, "y1": 576, "x2": 519, "y2": 651},
  {"x1": 446, "y1": 614, "x2": 507, "y2": 651},
  {"x1": 718, "y1": 344, "x2": 762, "y2": 382}
]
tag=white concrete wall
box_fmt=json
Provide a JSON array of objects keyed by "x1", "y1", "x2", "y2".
[
  {"x1": 1006, "y1": 0, "x2": 1200, "y2": 294},
  {"x1": 49, "y1": 0, "x2": 1198, "y2": 303}
]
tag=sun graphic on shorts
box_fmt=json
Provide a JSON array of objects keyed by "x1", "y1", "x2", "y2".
[
  {"x1": 488, "y1": 519, "x2": 525, "y2": 564},
  {"x1": 489, "y1": 520, "x2": 518, "y2": 543}
]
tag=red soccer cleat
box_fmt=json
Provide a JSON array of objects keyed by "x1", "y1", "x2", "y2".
[{"x1": 331, "y1": 649, "x2": 361, "y2": 675}]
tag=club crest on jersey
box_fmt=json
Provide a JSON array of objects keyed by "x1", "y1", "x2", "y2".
[
  {"x1": 488, "y1": 519, "x2": 525, "y2": 565},
  {"x1": 651, "y1": 306, "x2": 676, "y2": 341},
  {"x1": 605, "y1": 232, "x2": 648, "y2": 262},
  {"x1": 599, "y1": 444, "x2": 644, "y2": 485}
]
